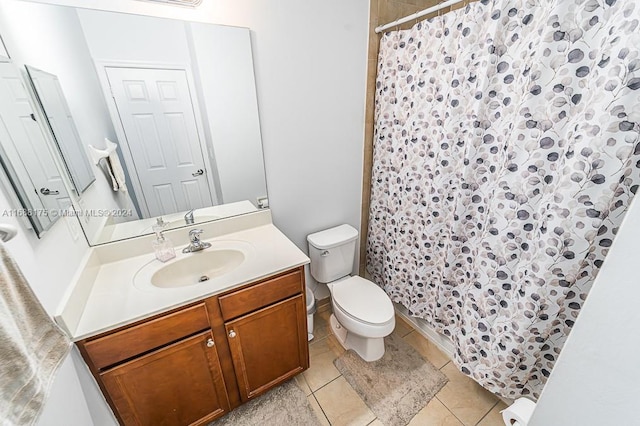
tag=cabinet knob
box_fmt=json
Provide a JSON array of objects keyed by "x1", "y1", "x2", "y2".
[
  {"x1": 228, "y1": 330, "x2": 236, "y2": 338},
  {"x1": 206, "y1": 338, "x2": 215, "y2": 347}
]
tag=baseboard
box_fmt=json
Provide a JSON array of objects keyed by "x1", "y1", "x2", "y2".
[
  {"x1": 393, "y1": 303, "x2": 455, "y2": 360},
  {"x1": 316, "y1": 296, "x2": 331, "y2": 313}
]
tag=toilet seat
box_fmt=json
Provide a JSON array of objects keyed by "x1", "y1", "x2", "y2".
[{"x1": 332, "y1": 276, "x2": 394, "y2": 325}]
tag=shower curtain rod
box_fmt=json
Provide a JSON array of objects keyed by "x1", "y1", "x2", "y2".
[{"x1": 375, "y1": 0, "x2": 465, "y2": 33}]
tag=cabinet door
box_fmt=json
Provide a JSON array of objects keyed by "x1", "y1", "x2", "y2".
[
  {"x1": 101, "y1": 331, "x2": 230, "y2": 426},
  {"x1": 226, "y1": 294, "x2": 309, "y2": 402}
]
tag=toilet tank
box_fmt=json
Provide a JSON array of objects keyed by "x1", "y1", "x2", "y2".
[{"x1": 307, "y1": 224, "x2": 359, "y2": 283}]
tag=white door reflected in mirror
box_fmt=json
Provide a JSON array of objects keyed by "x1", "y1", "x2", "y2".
[
  {"x1": 26, "y1": 66, "x2": 96, "y2": 195},
  {"x1": 0, "y1": 60, "x2": 70, "y2": 235},
  {"x1": 106, "y1": 66, "x2": 215, "y2": 218}
]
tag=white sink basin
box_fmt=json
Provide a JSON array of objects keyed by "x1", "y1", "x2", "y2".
[
  {"x1": 152, "y1": 249, "x2": 244, "y2": 288},
  {"x1": 134, "y1": 240, "x2": 253, "y2": 291}
]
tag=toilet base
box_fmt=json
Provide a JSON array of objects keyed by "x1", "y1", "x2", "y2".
[{"x1": 329, "y1": 314, "x2": 385, "y2": 362}]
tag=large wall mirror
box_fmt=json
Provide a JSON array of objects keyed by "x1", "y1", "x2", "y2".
[{"x1": 0, "y1": 0, "x2": 268, "y2": 246}]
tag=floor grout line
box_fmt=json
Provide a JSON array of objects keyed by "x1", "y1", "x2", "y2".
[
  {"x1": 309, "y1": 335, "x2": 329, "y2": 346},
  {"x1": 474, "y1": 399, "x2": 500, "y2": 426},
  {"x1": 311, "y1": 373, "x2": 343, "y2": 395},
  {"x1": 434, "y1": 395, "x2": 467, "y2": 426},
  {"x1": 311, "y1": 392, "x2": 332, "y2": 425}
]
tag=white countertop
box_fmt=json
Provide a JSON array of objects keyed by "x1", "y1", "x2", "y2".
[{"x1": 57, "y1": 222, "x2": 309, "y2": 341}]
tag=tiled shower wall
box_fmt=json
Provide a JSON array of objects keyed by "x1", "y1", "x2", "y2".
[{"x1": 359, "y1": 0, "x2": 471, "y2": 274}]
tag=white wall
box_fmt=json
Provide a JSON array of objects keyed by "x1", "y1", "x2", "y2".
[
  {"x1": 530, "y1": 193, "x2": 640, "y2": 424},
  {"x1": 187, "y1": 23, "x2": 267, "y2": 206},
  {"x1": 77, "y1": 9, "x2": 191, "y2": 64},
  {"x1": 227, "y1": 1, "x2": 369, "y2": 261}
]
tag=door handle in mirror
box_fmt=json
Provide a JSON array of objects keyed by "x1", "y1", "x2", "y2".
[
  {"x1": 192, "y1": 169, "x2": 204, "y2": 177},
  {"x1": 40, "y1": 188, "x2": 60, "y2": 195}
]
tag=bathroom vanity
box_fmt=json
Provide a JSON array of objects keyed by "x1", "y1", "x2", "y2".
[
  {"x1": 78, "y1": 267, "x2": 307, "y2": 425},
  {"x1": 56, "y1": 211, "x2": 311, "y2": 425}
]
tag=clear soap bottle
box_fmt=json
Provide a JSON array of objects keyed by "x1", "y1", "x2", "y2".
[{"x1": 151, "y1": 218, "x2": 175, "y2": 262}]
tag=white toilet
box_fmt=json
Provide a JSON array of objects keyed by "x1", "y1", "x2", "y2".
[{"x1": 307, "y1": 224, "x2": 395, "y2": 362}]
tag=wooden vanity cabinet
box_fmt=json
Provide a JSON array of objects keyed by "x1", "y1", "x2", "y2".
[
  {"x1": 77, "y1": 266, "x2": 308, "y2": 426},
  {"x1": 100, "y1": 331, "x2": 230, "y2": 426},
  {"x1": 218, "y1": 268, "x2": 309, "y2": 402}
]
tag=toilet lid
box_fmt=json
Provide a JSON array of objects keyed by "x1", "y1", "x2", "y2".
[{"x1": 332, "y1": 276, "x2": 394, "y2": 324}]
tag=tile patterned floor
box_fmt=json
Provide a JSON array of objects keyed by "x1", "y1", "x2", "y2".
[{"x1": 296, "y1": 308, "x2": 507, "y2": 426}]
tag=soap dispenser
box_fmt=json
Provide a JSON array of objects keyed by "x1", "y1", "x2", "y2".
[{"x1": 151, "y1": 218, "x2": 175, "y2": 262}]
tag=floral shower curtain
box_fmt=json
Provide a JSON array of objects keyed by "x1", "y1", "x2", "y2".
[{"x1": 367, "y1": 0, "x2": 640, "y2": 398}]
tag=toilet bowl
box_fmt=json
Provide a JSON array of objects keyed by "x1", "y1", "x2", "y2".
[
  {"x1": 307, "y1": 225, "x2": 395, "y2": 361},
  {"x1": 328, "y1": 276, "x2": 395, "y2": 361}
]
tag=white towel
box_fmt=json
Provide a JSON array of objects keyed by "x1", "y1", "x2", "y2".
[
  {"x1": 87, "y1": 139, "x2": 128, "y2": 192},
  {"x1": 0, "y1": 242, "x2": 70, "y2": 425}
]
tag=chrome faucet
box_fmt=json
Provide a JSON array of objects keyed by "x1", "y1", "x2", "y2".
[
  {"x1": 182, "y1": 229, "x2": 211, "y2": 253},
  {"x1": 184, "y1": 209, "x2": 195, "y2": 225}
]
